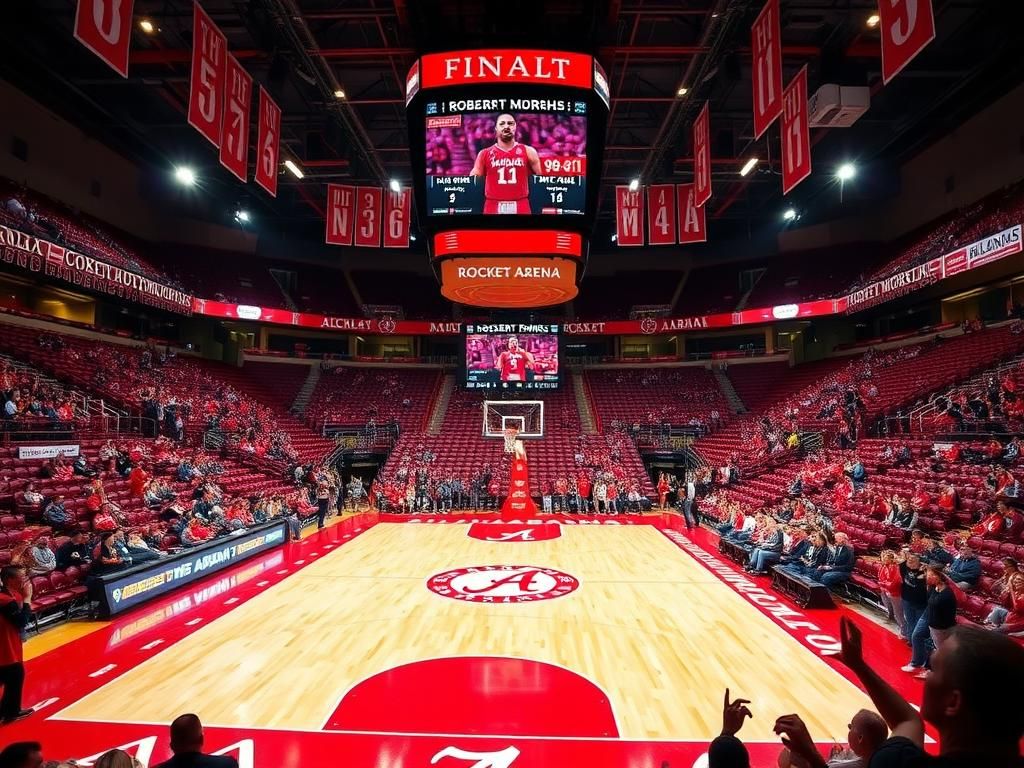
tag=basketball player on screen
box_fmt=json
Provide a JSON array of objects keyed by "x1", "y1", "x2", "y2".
[
  {"x1": 470, "y1": 114, "x2": 542, "y2": 214},
  {"x1": 495, "y1": 336, "x2": 535, "y2": 382}
]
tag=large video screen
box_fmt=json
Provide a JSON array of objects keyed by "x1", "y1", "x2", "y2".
[
  {"x1": 425, "y1": 105, "x2": 587, "y2": 216},
  {"x1": 464, "y1": 323, "x2": 560, "y2": 390}
]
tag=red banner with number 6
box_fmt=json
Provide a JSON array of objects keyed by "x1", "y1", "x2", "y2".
[{"x1": 254, "y1": 87, "x2": 281, "y2": 198}]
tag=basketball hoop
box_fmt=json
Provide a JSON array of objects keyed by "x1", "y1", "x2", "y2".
[{"x1": 502, "y1": 427, "x2": 519, "y2": 454}]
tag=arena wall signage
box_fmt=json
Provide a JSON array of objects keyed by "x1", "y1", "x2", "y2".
[
  {"x1": 843, "y1": 224, "x2": 1022, "y2": 313},
  {"x1": 17, "y1": 444, "x2": 80, "y2": 460},
  {"x1": 406, "y1": 49, "x2": 610, "y2": 308},
  {"x1": 97, "y1": 521, "x2": 288, "y2": 616},
  {"x1": 0, "y1": 223, "x2": 194, "y2": 314}
]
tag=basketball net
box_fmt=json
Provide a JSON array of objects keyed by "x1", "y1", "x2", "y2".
[{"x1": 502, "y1": 427, "x2": 519, "y2": 454}]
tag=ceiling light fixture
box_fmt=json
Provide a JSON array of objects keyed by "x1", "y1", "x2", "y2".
[
  {"x1": 139, "y1": 19, "x2": 155, "y2": 33},
  {"x1": 284, "y1": 159, "x2": 304, "y2": 179},
  {"x1": 866, "y1": 14, "x2": 880, "y2": 28},
  {"x1": 389, "y1": 179, "x2": 401, "y2": 192},
  {"x1": 783, "y1": 208, "x2": 797, "y2": 221},
  {"x1": 173, "y1": 166, "x2": 196, "y2": 186},
  {"x1": 739, "y1": 157, "x2": 758, "y2": 177},
  {"x1": 333, "y1": 89, "x2": 346, "y2": 99},
  {"x1": 628, "y1": 178, "x2": 640, "y2": 192}
]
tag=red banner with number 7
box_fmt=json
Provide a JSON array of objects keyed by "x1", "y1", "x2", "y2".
[
  {"x1": 218, "y1": 55, "x2": 252, "y2": 182},
  {"x1": 354, "y1": 187, "x2": 383, "y2": 248},
  {"x1": 646, "y1": 185, "x2": 677, "y2": 245},
  {"x1": 74, "y1": 0, "x2": 136, "y2": 78},
  {"x1": 254, "y1": 87, "x2": 281, "y2": 198}
]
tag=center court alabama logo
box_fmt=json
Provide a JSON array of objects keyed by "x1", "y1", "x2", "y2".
[
  {"x1": 426, "y1": 565, "x2": 580, "y2": 603},
  {"x1": 466, "y1": 523, "x2": 561, "y2": 542}
]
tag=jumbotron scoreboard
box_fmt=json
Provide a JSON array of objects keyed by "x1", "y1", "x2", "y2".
[{"x1": 406, "y1": 50, "x2": 609, "y2": 308}]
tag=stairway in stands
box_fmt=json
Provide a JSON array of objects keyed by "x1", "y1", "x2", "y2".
[
  {"x1": 291, "y1": 363, "x2": 321, "y2": 416},
  {"x1": 571, "y1": 371, "x2": 597, "y2": 433},
  {"x1": 427, "y1": 374, "x2": 456, "y2": 435},
  {"x1": 713, "y1": 368, "x2": 746, "y2": 414}
]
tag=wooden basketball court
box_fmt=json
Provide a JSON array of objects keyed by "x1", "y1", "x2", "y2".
[{"x1": 52, "y1": 520, "x2": 873, "y2": 744}]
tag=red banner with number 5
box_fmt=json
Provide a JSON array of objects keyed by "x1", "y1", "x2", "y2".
[
  {"x1": 254, "y1": 87, "x2": 281, "y2": 198},
  {"x1": 187, "y1": 3, "x2": 227, "y2": 147},
  {"x1": 74, "y1": 0, "x2": 135, "y2": 77},
  {"x1": 355, "y1": 187, "x2": 383, "y2": 248}
]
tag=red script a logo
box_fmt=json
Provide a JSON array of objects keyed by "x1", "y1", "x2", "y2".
[
  {"x1": 467, "y1": 523, "x2": 561, "y2": 542},
  {"x1": 427, "y1": 565, "x2": 579, "y2": 603}
]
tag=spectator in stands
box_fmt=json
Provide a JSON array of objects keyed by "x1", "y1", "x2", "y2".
[
  {"x1": 812, "y1": 532, "x2": 855, "y2": 590},
  {"x1": 782, "y1": 532, "x2": 829, "y2": 578},
  {"x1": 746, "y1": 519, "x2": 784, "y2": 575},
  {"x1": 55, "y1": 532, "x2": 91, "y2": 569},
  {"x1": 72, "y1": 453, "x2": 96, "y2": 478},
  {"x1": 844, "y1": 458, "x2": 867, "y2": 491},
  {"x1": 984, "y1": 558, "x2": 1024, "y2": 632},
  {"x1": 836, "y1": 616, "x2": 1024, "y2": 768},
  {"x1": 898, "y1": 552, "x2": 927, "y2": 645},
  {"x1": 877, "y1": 550, "x2": 907, "y2": 640},
  {"x1": 19, "y1": 484, "x2": 43, "y2": 507},
  {"x1": 947, "y1": 545, "x2": 981, "y2": 589},
  {"x1": 93, "y1": 530, "x2": 125, "y2": 574},
  {"x1": 126, "y1": 532, "x2": 162, "y2": 562},
  {"x1": 936, "y1": 482, "x2": 958, "y2": 512},
  {"x1": 0, "y1": 742, "x2": 42, "y2": 767},
  {"x1": 153, "y1": 713, "x2": 239, "y2": 768},
  {"x1": 919, "y1": 537, "x2": 954, "y2": 566},
  {"x1": 885, "y1": 496, "x2": 918, "y2": 533},
  {"x1": 775, "y1": 708, "x2": 888, "y2": 768},
  {"x1": 129, "y1": 464, "x2": 149, "y2": 497},
  {"x1": 0, "y1": 565, "x2": 33, "y2": 724},
  {"x1": 779, "y1": 526, "x2": 811, "y2": 568},
  {"x1": 41, "y1": 495, "x2": 72, "y2": 530},
  {"x1": 24, "y1": 537, "x2": 55, "y2": 576},
  {"x1": 95, "y1": 748, "x2": 142, "y2": 768},
  {"x1": 903, "y1": 565, "x2": 956, "y2": 679}
]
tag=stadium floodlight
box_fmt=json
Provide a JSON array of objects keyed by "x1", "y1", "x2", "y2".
[
  {"x1": 739, "y1": 157, "x2": 758, "y2": 177},
  {"x1": 139, "y1": 19, "x2": 155, "y2": 34},
  {"x1": 866, "y1": 14, "x2": 880, "y2": 28},
  {"x1": 389, "y1": 179, "x2": 401, "y2": 192},
  {"x1": 234, "y1": 210, "x2": 250, "y2": 223},
  {"x1": 783, "y1": 208, "x2": 797, "y2": 221},
  {"x1": 284, "y1": 159, "x2": 304, "y2": 179},
  {"x1": 837, "y1": 163, "x2": 856, "y2": 181},
  {"x1": 628, "y1": 178, "x2": 640, "y2": 192},
  {"x1": 173, "y1": 166, "x2": 196, "y2": 186}
]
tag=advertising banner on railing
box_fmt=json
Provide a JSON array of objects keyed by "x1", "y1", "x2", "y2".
[
  {"x1": 845, "y1": 224, "x2": 1022, "y2": 313},
  {"x1": 0, "y1": 223, "x2": 194, "y2": 314},
  {"x1": 17, "y1": 444, "x2": 80, "y2": 460}
]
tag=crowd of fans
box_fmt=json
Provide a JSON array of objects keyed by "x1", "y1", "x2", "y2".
[{"x1": 1, "y1": 361, "x2": 79, "y2": 429}]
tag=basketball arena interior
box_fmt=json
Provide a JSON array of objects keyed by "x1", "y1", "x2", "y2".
[{"x1": 0, "y1": 1, "x2": 1023, "y2": 767}]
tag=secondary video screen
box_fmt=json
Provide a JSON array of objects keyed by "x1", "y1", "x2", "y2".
[
  {"x1": 464, "y1": 325, "x2": 560, "y2": 390},
  {"x1": 425, "y1": 106, "x2": 587, "y2": 216}
]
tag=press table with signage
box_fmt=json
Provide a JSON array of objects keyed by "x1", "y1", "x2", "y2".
[{"x1": 93, "y1": 521, "x2": 289, "y2": 617}]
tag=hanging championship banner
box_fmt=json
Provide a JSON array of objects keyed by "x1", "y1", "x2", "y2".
[
  {"x1": 218, "y1": 55, "x2": 252, "y2": 182},
  {"x1": 781, "y1": 66, "x2": 812, "y2": 195},
  {"x1": 73, "y1": 0, "x2": 136, "y2": 77},
  {"x1": 676, "y1": 183, "x2": 707, "y2": 244},
  {"x1": 693, "y1": 102, "x2": 711, "y2": 207},
  {"x1": 383, "y1": 188, "x2": 412, "y2": 248},
  {"x1": 751, "y1": 0, "x2": 783, "y2": 139},
  {"x1": 354, "y1": 186, "x2": 384, "y2": 247},
  {"x1": 326, "y1": 184, "x2": 356, "y2": 246},
  {"x1": 187, "y1": 2, "x2": 227, "y2": 147},
  {"x1": 254, "y1": 87, "x2": 281, "y2": 197},
  {"x1": 879, "y1": 0, "x2": 937, "y2": 84},
  {"x1": 615, "y1": 186, "x2": 644, "y2": 247},
  {"x1": 646, "y1": 184, "x2": 677, "y2": 245}
]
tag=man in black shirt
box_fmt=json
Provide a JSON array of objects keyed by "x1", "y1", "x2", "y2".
[
  {"x1": 153, "y1": 714, "x2": 238, "y2": 768},
  {"x1": 831, "y1": 616, "x2": 1024, "y2": 768}
]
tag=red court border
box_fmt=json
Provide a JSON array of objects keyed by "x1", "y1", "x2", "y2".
[{"x1": 4, "y1": 513, "x2": 922, "y2": 766}]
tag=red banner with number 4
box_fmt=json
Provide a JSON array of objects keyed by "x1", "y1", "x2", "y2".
[
  {"x1": 74, "y1": 0, "x2": 136, "y2": 77},
  {"x1": 646, "y1": 185, "x2": 677, "y2": 245}
]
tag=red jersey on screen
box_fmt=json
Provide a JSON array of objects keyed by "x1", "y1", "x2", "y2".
[
  {"x1": 498, "y1": 350, "x2": 530, "y2": 381},
  {"x1": 479, "y1": 143, "x2": 531, "y2": 208}
]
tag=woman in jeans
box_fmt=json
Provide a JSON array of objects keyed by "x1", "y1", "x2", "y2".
[
  {"x1": 898, "y1": 552, "x2": 927, "y2": 645},
  {"x1": 903, "y1": 564, "x2": 957, "y2": 679}
]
